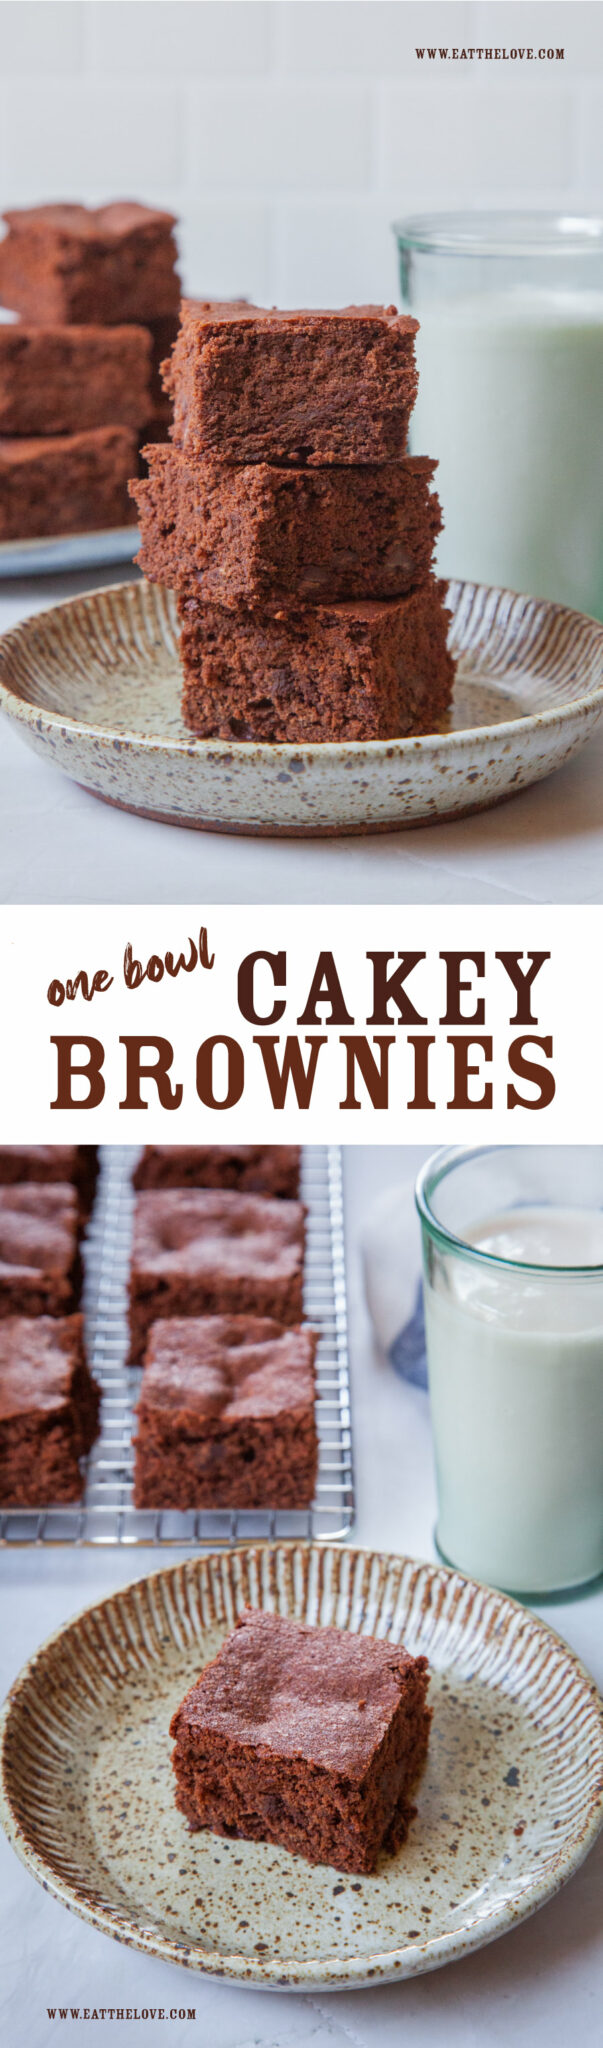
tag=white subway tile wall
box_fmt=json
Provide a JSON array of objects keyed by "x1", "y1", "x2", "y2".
[{"x1": 0, "y1": 0, "x2": 600, "y2": 308}]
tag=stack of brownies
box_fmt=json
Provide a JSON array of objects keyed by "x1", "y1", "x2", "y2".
[
  {"x1": 0, "y1": 202, "x2": 180, "y2": 542},
  {"x1": 129, "y1": 1144, "x2": 318, "y2": 1513},
  {"x1": 132, "y1": 300, "x2": 455, "y2": 743},
  {"x1": 0, "y1": 1147, "x2": 100, "y2": 1507}
]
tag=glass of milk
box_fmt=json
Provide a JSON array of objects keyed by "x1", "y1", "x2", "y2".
[
  {"x1": 394, "y1": 213, "x2": 603, "y2": 619},
  {"x1": 416, "y1": 1145, "x2": 603, "y2": 1594}
]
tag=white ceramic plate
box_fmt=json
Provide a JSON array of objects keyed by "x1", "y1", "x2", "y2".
[
  {"x1": 0, "y1": 578, "x2": 602, "y2": 835},
  {"x1": 2, "y1": 1544, "x2": 602, "y2": 1990},
  {"x1": 0, "y1": 526, "x2": 139, "y2": 580}
]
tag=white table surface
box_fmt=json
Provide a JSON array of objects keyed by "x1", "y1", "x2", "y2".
[
  {"x1": 0, "y1": 1145, "x2": 601, "y2": 2048},
  {"x1": 1, "y1": 567, "x2": 603, "y2": 906}
]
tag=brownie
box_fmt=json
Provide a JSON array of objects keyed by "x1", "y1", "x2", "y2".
[
  {"x1": 132, "y1": 1146, "x2": 300, "y2": 1199},
  {"x1": 0, "y1": 1147, "x2": 98, "y2": 1217},
  {"x1": 170, "y1": 1609, "x2": 431, "y2": 1874},
  {"x1": 129, "y1": 1190, "x2": 305, "y2": 1364},
  {"x1": 164, "y1": 301, "x2": 418, "y2": 466},
  {"x1": 133, "y1": 1314, "x2": 318, "y2": 1509},
  {"x1": 0, "y1": 1313, "x2": 99, "y2": 1507},
  {"x1": 0, "y1": 1184, "x2": 83, "y2": 1318},
  {"x1": 0, "y1": 424, "x2": 138, "y2": 540},
  {"x1": 132, "y1": 445, "x2": 442, "y2": 606},
  {"x1": 0, "y1": 323, "x2": 151, "y2": 435},
  {"x1": 0, "y1": 202, "x2": 180, "y2": 325},
  {"x1": 178, "y1": 580, "x2": 454, "y2": 743}
]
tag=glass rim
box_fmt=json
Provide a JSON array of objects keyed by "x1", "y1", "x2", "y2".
[
  {"x1": 415, "y1": 1144, "x2": 603, "y2": 1278},
  {"x1": 393, "y1": 210, "x2": 603, "y2": 258}
]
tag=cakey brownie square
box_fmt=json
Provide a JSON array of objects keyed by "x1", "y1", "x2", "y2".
[
  {"x1": 132, "y1": 1146, "x2": 300, "y2": 1200},
  {"x1": 0, "y1": 426, "x2": 138, "y2": 541},
  {"x1": 133, "y1": 1314, "x2": 318, "y2": 1509},
  {"x1": 0, "y1": 1314, "x2": 100, "y2": 1506},
  {"x1": 129, "y1": 1190, "x2": 305, "y2": 1363},
  {"x1": 164, "y1": 301, "x2": 418, "y2": 466},
  {"x1": 132, "y1": 445, "x2": 442, "y2": 608},
  {"x1": 0, "y1": 1147, "x2": 99, "y2": 1217},
  {"x1": 0, "y1": 324, "x2": 151, "y2": 435},
  {"x1": 178, "y1": 582, "x2": 455, "y2": 744},
  {"x1": 170, "y1": 1609, "x2": 431, "y2": 1874},
  {"x1": 0, "y1": 202, "x2": 180, "y2": 325},
  {"x1": 0, "y1": 1184, "x2": 83, "y2": 1318}
]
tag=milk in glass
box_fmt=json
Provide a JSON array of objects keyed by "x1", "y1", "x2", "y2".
[
  {"x1": 424, "y1": 1206, "x2": 603, "y2": 1592},
  {"x1": 412, "y1": 290, "x2": 603, "y2": 616}
]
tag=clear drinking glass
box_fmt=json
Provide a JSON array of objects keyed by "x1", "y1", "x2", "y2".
[
  {"x1": 394, "y1": 213, "x2": 603, "y2": 619},
  {"x1": 415, "y1": 1145, "x2": 603, "y2": 1595}
]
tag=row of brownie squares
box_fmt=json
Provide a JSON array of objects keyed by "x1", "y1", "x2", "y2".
[
  {"x1": 128, "y1": 1145, "x2": 318, "y2": 1511},
  {"x1": 0, "y1": 1146, "x2": 319, "y2": 1515},
  {"x1": 0, "y1": 1147, "x2": 102, "y2": 1507},
  {"x1": 132, "y1": 301, "x2": 455, "y2": 744},
  {"x1": 0, "y1": 202, "x2": 180, "y2": 542}
]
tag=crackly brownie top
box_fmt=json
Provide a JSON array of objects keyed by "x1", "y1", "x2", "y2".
[
  {"x1": 139, "y1": 1315, "x2": 316, "y2": 1422},
  {"x1": 179, "y1": 298, "x2": 417, "y2": 337},
  {"x1": 132, "y1": 1190, "x2": 305, "y2": 1280},
  {"x1": 2, "y1": 202, "x2": 177, "y2": 240},
  {"x1": 0, "y1": 1313, "x2": 83, "y2": 1420},
  {"x1": 172, "y1": 1609, "x2": 426, "y2": 1777},
  {"x1": 0, "y1": 1184, "x2": 79, "y2": 1278}
]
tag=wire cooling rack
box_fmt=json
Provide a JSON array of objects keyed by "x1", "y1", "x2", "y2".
[{"x1": 0, "y1": 1146, "x2": 354, "y2": 1547}]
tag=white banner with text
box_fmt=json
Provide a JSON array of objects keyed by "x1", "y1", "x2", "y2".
[{"x1": 0, "y1": 903, "x2": 600, "y2": 1143}]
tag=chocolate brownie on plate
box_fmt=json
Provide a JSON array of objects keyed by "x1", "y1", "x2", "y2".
[
  {"x1": 0, "y1": 1148, "x2": 99, "y2": 1216},
  {"x1": 0, "y1": 1314, "x2": 100, "y2": 1506},
  {"x1": 0, "y1": 425, "x2": 138, "y2": 540},
  {"x1": 133, "y1": 1314, "x2": 318, "y2": 1509},
  {"x1": 0, "y1": 1184, "x2": 82, "y2": 1318},
  {"x1": 164, "y1": 302, "x2": 418, "y2": 466},
  {"x1": 129, "y1": 1189, "x2": 305, "y2": 1364},
  {"x1": 170, "y1": 1608, "x2": 431, "y2": 1874},
  {"x1": 132, "y1": 1146, "x2": 300, "y2": 1199},
  {"x1": 0, "y1": 203, "x2": 180, "y2": 325},
  {"x1": 178, "y1": 581, "x2": 454, "y2": 743},
  {"x1": 0, "y1": 323, "x2": 151, "y2": 435},
  {"x1": 133, "y1": 445, "x2": 442, "y2": 607}
]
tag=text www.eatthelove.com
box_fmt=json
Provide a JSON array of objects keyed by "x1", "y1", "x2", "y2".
[
  {"x1": 416, "y1": 44, "x2": 564, "y2": 60},
  {"x1": 46, "y1": 2011, "x2": 196, "y2": 2024}
]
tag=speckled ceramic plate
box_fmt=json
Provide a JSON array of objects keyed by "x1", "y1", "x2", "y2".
[
  {"x1": 0, "y1": 578, "x2": 602, "y2": 834},
  {"x1": 2, "y1": 1545, "x2": 602, "y2": 1990},
  {"x1": 0, "y1": 526, "x2": 139, "y2": 580}
]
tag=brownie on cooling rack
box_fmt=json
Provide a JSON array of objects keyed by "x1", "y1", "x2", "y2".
[
  {"x1": 0, "y1": 1314, "x2": 100, "y2": 1505},
  {"x1": 133, "y1": 1313, "x2": 318, "y2": 1509},
  {"x1": 0, "y1": 1184, "x2": 83, "y2": 1318},
  {"x1": 170, "y1": 1608, "x2": 431, "y2": 1874},
  {"x1": 0, "y1": 1146, "x2": 99, "y2": 1216},
  {"x1": 128, "y1": 1189, "x2": 305, "y2": 1364},
  {"x1": 132, "y1": 1145, "x2": 300, "y2": 1199}
]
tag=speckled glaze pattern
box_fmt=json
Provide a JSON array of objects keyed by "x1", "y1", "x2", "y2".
[
  {"x1": 0, "y1": 579, "x2": 602, "y2": 835},
  {"x1": 1, "y1": 1544, "x2": 602, "y2": 1991}
]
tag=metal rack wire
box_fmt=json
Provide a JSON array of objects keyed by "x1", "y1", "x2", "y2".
[{"x1": 0, "y1": 1146, "x2": 354, "y2": 1547}]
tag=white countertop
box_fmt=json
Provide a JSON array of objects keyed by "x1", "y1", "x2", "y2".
[
  {"x1": 0, "y1": 1146, "x2": 601, "y2": 2048},
  {"x1": 1, "y1": 567, "x2": 603, "y2": 906}
]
